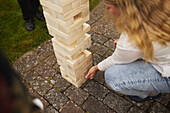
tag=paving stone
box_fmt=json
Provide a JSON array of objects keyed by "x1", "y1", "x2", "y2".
[
  {"x1": 44, "y1": 53, "x2": 57, "y2": 66},
  {"x1": 64, "y1": 85, "x2": 89, "y2": 105},
  {"x1": 45, "y1": 106, "x2": 59, "y2": 113},
  {"x1": 106, "y1": 21, "x2": 115, "y2": 31},
  {"x1": 149, "y1": 102, "x2": 170, "y2": 113},
  {"x1": 92, "y1": 53, "x2": 104, "y2": 65},
  {"x1": 104, "y1": 29, "x2": 118, "y2": 40},
  {"x1": 92, "y1": 33, "x2": 109, "y2": 45},
  {"x1": 23, "y1": 70, "x2": 39, "y2": 84},
  {"x1": 113, "y1": 90, "x2": 125, "y2": 97},
  {"x1": 53, "y1": 63, "x2": 60, "y2": 73},
  {"x1": 93, "y1": 71, "x2": 105, "y2": 84},
  {"x1": 90, "y1": 43, "x2": 108, "y2": 56},
  {"x1": 103, "y1": 91, "x2": 132, "y2": 113},
  {"x1": 92, "y1": 3, "x2": 105, "y2": 16},
  {"x1": 87, "y1": 30, "x2": 95, "y2": 36},
  {"x1": 13, "y1": 51, "x2": 41, "y2": 75},
  {"x1": 87, "y1": 14, "x2": 101, "y2": 25},
  {"x1": 60, "y1": 101, "x2": 85, "y2": 113},
  {"x1": 23, "y1": 82, "x2": 50, "y2": 109},
  {"x1": 104, "y1": 39, "x2": 115, "y2": 50},
  {"x1": 50, "y1": 74, "x2": 70, "y2": 92},
  {"x1": 128, "y1": 106, "x2": 144, "y2": 113},
  {"x1": 104, "y1": 81, "x2": 109, "y2": 88},
  {"x1": 34, "y1": 40, "x2": 53, "y2": 59},
  {"x1": 82, "y1": 96, "x2": 110, "y2": 113},
  {"x1": 103, "y1": 50, "x2": 114, "y2": 58},
  {"x1": 31, "y1": 91, "x2": 49, "y2": 109},
  {"x1": 167, "y1": 101, "x2": 170, "y2": 111},
  {"x1": 23, "y1": 81, "x2": 34, "y2": 94},
  {"x1": 44, "y1": 88, "x2": 68, "y2": 110},
  {"x1": 97, "y1": 16, "x2": 109, "y2": 29},
  {"x1": 108, "y1": 110, "x2": 117, "y2": 113},
  {"x1": 99, "y1": 16, "x2": 115, "y2": 30},
  {"x1": 156, "y1": 93, "x2": 170, "y2": 106},
  {"x1": 91, "y1": 22, "x2": 107, "y2": 35},
  {"x1": 31, "y1": 76, "x2": 51, "y2": 96},
  {"x1": 135, "y1": 100, "x2": 154, "y2": 112},
  {"x1": 84, "y1": 80, "x2": 110, "y2": 101},
  {"x1": 35, "y1": 62, "x2": 56, "y2": 80}
]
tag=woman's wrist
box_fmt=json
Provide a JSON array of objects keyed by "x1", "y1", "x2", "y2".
[{"x1": 94, "y1": 65, "x2": 99, "y2": 70}]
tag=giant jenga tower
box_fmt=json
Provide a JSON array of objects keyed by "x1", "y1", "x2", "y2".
[{"x1": 40, "y1": 0, "x2": 92, "y2": 87}]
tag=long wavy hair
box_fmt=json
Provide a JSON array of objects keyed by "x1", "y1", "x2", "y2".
[{"x1": 104, "y1": 0, "x2": 170, "y2": 61}]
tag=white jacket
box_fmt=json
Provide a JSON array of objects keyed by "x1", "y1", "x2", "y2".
[{"x1": 98, "y1": 32, "x2": 170, "y2": 78}]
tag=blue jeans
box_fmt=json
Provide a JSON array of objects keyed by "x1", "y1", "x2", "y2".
[{"x1": 105, "y1": 60, "x2": 170, "y2": 98}]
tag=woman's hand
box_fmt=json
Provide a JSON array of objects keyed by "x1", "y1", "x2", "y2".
[
  {"x1": 114, "y1": 39, "x2": 119, "y2": 47},
  {"x1": 84, "y1": 65, "x2": 99, "y2": 79}
]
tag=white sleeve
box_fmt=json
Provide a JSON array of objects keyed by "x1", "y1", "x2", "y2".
[{"x1": 97, "y1": 32, "x2": 143, "y2": 71}]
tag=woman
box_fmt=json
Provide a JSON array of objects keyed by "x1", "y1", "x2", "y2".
[{"x1": 85, "y1": 0, "x2": 170, "y2": 103}]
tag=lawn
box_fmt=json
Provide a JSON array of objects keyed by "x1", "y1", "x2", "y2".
[{"x1": 0, "y1": 0, "x2": 102, "y2": 64}]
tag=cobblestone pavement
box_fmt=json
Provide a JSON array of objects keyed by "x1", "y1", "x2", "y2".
[{"x1": 13, "y1": 2, "x2": 170, "y2": 113}]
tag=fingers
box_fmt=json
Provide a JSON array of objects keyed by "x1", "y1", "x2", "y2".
[
  {"x1": 114, "y1": 39, "x2": 119, "y2": 46},
  {"x1": 90, "y1": 76, "x2": 93, "y2": 79},
  {"x1": 84, "y1": 73, "x2": 94, "y2": 79},
  {"x1": 84, "y1": 71, "x2": 90, "y2": 78},
  {"x1": 84, "y1": 66, "x2": 97, "y2": 79}
]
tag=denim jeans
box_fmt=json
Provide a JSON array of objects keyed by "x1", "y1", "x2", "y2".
[{"x1": 105, "y1": 60, "x2": 170, "y2": 98}]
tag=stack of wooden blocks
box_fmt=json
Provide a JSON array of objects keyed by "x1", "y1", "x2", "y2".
[{"x1": 40, "y1": 0, "x2": 92, "y2": 87}]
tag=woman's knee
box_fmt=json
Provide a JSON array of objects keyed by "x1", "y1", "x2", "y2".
[
  {"x1": 104, "y1": 65, "x2": 130, "y2": 93},
  {"x1": 105, "y1": 67, "x2": 115, "y2": 85},
  {"x1": 104, "y1": 65, "x2": 121, "y2": 88}
]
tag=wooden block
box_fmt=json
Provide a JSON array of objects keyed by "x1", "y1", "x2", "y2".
[
  {"x1": 80, "y1": 0, "x2": 88, "y2": 5},
  {"x1": 43, "y1": 4, "x2": 89, "y2": 25},
  {"x1": 81, "y1": 8, "x2": 89, "y2": 18},
  {"x1": 40, "y1": 0, "x2": 73, "y2": 14},
  {"x1": 72, "y1": 0, "x2": 81, "y2": 9},
  {"x1": 61, "y1": 60, "x2": 92, "y2": 81},
  {"x1": 44, "y1": 11, "x2": 89, "y2": 35},
  {"x1": 63, "y1": 3, "x2": 73, "y2": 14},
  {"x1": 63, "y1": 59, "x2": 92, "y2": 78},
  {"x1": 45, "y1": 0, "x2": 76, "y2": 7},
  {"x1": 52, "y1": 38, "x2": 91, "y2": 60},
  {"x1": 61, "y1": 69, "x2": 87, "y2": 88},
  {"x1": 56, "y1": 50, "x2": 91, "y2": 72},
  {"x1": 63, "y1": 1, "x2": 89, "y2": 21},
  {"x1": 77, "y1": 35, "x2": 85, "y2": 44},
  {"x1": 58, "y1": 23, "x2": 83, "y2": 34},
  {"x1": 56, "y1": 51, "x2": 86, "y2": 69},
  {"x1": 44, "y1": 15, "x2": 59, "y2": 29},
  {"x1": 59, "y1": 52, "x2": 92, "y2": 76},
  {"x1": 42, "y1": 6, "x2": 55, "y2": 16},
  {"x1": 60, "y1": 60, "x2": 92, "y2": 87},
  {"x1": 53, "y1": 23, "x2": 90, "y2": 45},
  {"x1": 53, "y1": 46, "x2": 68, "y2": 60},
  {"x1": 52, "y1": 34, "x2": 91, "y2": 58},
  {"x1": 47, "y1": 24, "x2": 76, "y2": 39},
  {"x1": 44, "y1": 11, "x2": 74, "y2": 28},
  {"x1": 56, "y1": 54, "x2": 83, "y2": 69},
  {"x1": 75, "y1": 25, "x2": 83, "y2": 33},
  {"x1": 40, "y1": 0, "x2": 63, "y2": 13},
  {"x1": 41, "y1": 0, "x2": 89, "y2": 21}
]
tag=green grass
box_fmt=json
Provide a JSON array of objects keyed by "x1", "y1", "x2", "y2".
[
  {"x1": 89, "y1": 0, "x2": 103, "y2": 11},
  {"x1": 0, "y1": 0, "x2": 102, "y2": 64}
]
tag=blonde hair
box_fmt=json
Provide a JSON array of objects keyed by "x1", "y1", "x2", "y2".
[{"x1": 104, "y1": 0, "x2": 170, "y2": 62}]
